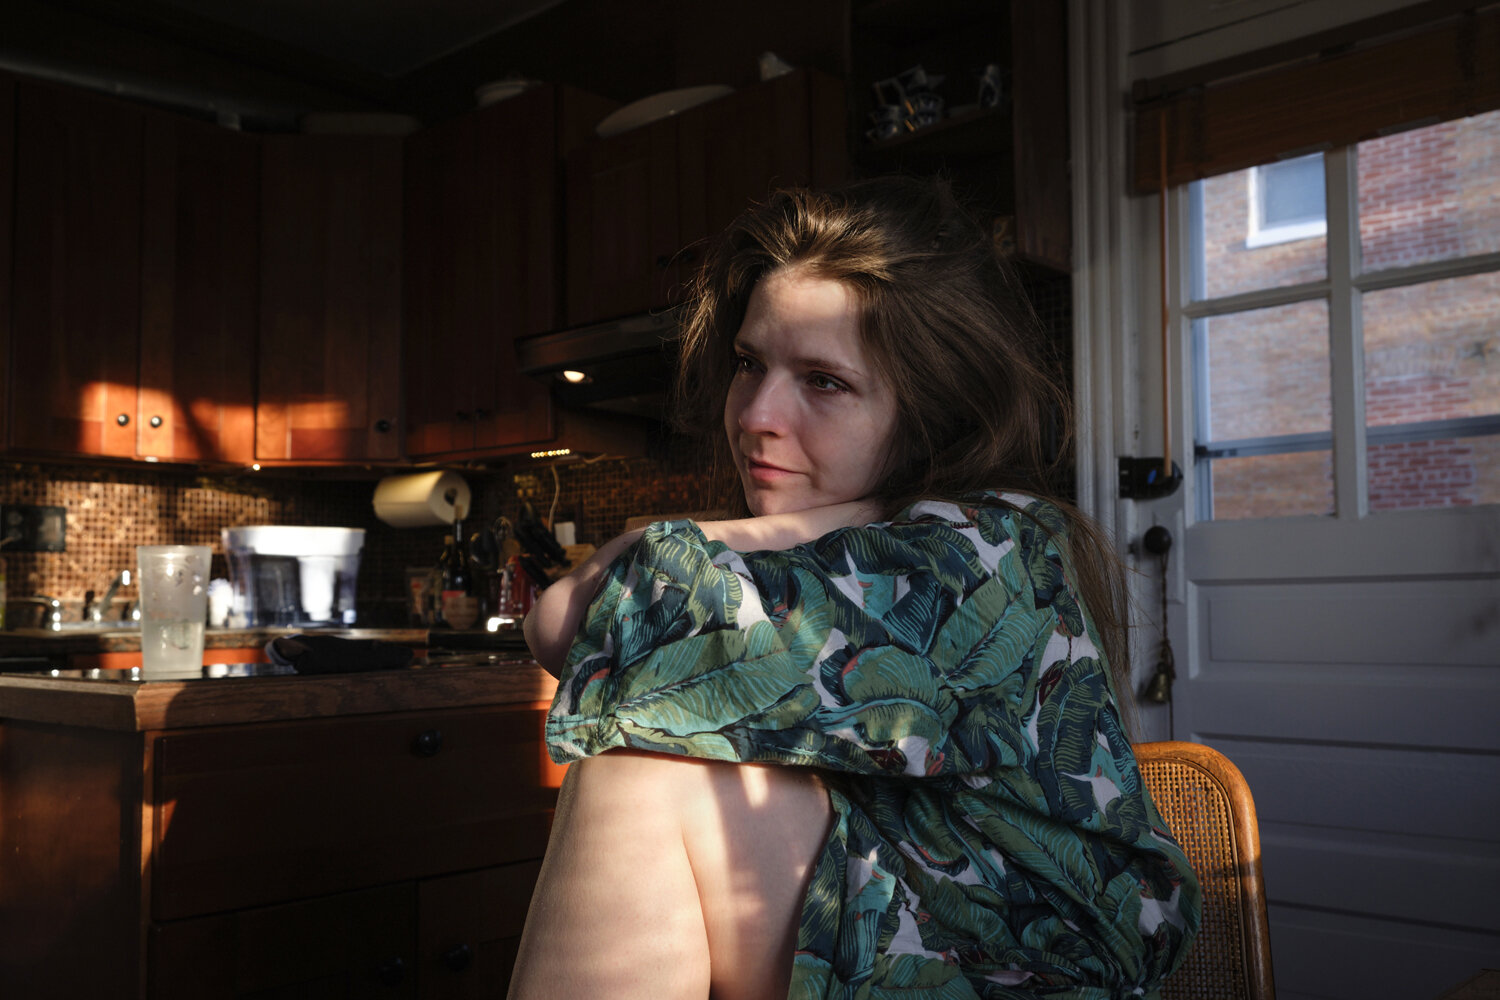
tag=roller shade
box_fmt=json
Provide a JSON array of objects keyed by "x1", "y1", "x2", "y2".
[{"x1": 1131, "y1": 3, "x2": 1500, "y2": 195}]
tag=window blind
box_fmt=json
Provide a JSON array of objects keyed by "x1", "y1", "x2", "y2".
[{"x1": 1131, "y1": 3, "x2": 1500, "y2": 195}]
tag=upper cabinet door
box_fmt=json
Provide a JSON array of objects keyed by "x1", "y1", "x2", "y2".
[
  {"x1": 9, "y1": 82, "x2": 143, "y2": 457},
  {"x1": 257, "y1": 135, "x2": 403, "y2": 463},
  {"x1": 562, "y1": 70, "x2": 847, "y2": 329},
  {"x1": 0, "y1": 74, "x2": 13, "y2": 453},
  {"x1": 563, "y1": 115, "x2": 682, "y2": 326},
  {"x1": 138, "y1": 114, "x2": 258, "y2": 464},
  {"x1": 406, "y1": 85, "x2": 602, "y2": 459}
]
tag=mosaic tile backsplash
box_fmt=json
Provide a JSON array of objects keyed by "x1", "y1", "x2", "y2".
[{"x1": 0, "y1": 440, "x2": 718, "y2": 628}]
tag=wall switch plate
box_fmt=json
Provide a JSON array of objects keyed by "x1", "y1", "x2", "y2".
[{"x1": 0, "y1": 504, "x2": 67, "y2": 552}]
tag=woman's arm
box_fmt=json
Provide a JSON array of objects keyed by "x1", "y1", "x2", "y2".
[
  {"x1": 525, "y1": 528, "x2": 644, "y2": 675},
  {"x1": 524, "y1": 500, "x2": 884, "y2": 676},
  {"x1": 697, "y1": 499, "x2": 884, "y2": 552}
]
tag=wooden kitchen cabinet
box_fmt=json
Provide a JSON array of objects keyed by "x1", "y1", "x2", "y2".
[
  {"x1": 257, "y1": 135, "x2": 403, "y2": 463},
  {"x1": 8, "y1": 80, "x2": 144, "y2": 458},
  {"x1": 137, "y1": 114, "x2": 259, "y2": 464},
  {"x1": 563, "y1": 69, "x2": 847, "y2": 328},
  {"x1": 404, "y1": 85, "x2": 617, "y2": 460},
  {"x1": 6, "y1": 79, "x2": 259, "y2": 463},
  {"x1": 0, "y1": 73, "x2": 13, "y2": 452},
  {"x1": 0, "y1": 666, "x2": 561, "y2": 999},
  {"x1": 403, "y1": 89, "x2": 555, "y2": 458}
]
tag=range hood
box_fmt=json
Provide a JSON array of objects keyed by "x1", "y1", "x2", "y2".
[{"x1": 515, "y1": 310, "x2": 681, "y2": 421}]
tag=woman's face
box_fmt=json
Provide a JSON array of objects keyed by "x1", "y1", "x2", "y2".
[{"x1": 724, "y1": 268, "x2": 898, "y2": 517}]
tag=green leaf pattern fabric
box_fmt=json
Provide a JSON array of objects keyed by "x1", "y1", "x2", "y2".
[{"x1": 547, "y1": 494, "x2": 1200, "y2": 999}]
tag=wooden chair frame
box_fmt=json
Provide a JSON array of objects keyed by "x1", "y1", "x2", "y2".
[{"x1": 1135, "y1": 740, "x2": 1276, "y2": 1000}]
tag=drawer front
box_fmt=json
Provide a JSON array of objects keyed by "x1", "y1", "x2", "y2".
[
  {"x1": 418, "y1": 860, "x2": 544, "y2": 999},
  {"x1": 152, "y1": 705, "x2": 558, "y2": 920},
  {"x1": 151, "y1": 882, "x2": 418, "y2": 999}
]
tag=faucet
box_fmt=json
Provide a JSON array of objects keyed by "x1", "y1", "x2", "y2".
[{"x1": 86, "y1": 570, "x2": 132, "y2": 623}]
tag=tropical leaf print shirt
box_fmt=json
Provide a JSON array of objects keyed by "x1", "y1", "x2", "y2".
[{"x1": 546, "y1": 494, "x2": 1200, "y2": 999}]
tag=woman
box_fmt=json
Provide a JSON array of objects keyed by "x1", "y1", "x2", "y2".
[{"x1": 511, "y1": 178, "x2": 1199, "y2": 1000}]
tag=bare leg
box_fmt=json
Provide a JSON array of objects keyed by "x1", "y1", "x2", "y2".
[{"x1": 507, "y1": 750, "x2": 833, "y2": 1000}]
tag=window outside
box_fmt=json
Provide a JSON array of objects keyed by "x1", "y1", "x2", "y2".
[
  {"x1": 1187, "y1": 110, "x2": 1500, "y2": 520},
  {"x1": 1247, "y1": 153, "x2": 1327, "y2": 248},
  {"x1": 1193, "y1": 301, "x2": 1334, "y2": 520}
]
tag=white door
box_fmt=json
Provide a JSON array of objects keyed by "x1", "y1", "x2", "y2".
[{"x1": 1155, "y1": 120, "x2": 1500, "y2": 999}]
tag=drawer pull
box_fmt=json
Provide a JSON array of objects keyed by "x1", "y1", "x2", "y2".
[
  {"x1": 442, "y1": 942, "x2": 474, "y2": 972},
  {"x1": 411, "y1": 729, "x2": 444, "y2": 757},
  {"x1": 374, "y1": 956, "x2": 406, "y2": 986}
]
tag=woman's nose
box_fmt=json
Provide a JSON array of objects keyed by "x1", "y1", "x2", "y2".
[{"x1": 736, "y1": 375, "x2": 790, "y2": 435}]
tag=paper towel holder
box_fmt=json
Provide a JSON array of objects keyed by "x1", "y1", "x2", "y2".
[{"x1": 373, "y1": 471, "x2": 472, "y2": 528}]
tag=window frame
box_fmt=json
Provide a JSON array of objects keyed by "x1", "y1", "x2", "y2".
[{"x1": 1181, "y1": 139, "x2": 1500, "y2": 524}]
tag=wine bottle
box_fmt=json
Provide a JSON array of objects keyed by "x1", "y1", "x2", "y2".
[{"x1": 440, "y1": 528, "x2": 479, "y2": 630}]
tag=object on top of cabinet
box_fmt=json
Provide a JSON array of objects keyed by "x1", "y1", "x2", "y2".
[{"x1": 850, "y1": 0, "x2": 1070, "y2": 272}]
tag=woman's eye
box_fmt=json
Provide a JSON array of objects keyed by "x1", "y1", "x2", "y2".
[
  {"x1": 808, "y1": 373, "x2": 848, "y2": 392},
  {"x1": 733, "y1": 353, "x2": 758, "y2": 374}
]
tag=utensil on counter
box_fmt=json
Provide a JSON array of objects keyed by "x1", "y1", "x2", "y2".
[{"x1": 515, "y1": 503, "x2": 569, "y2": 567}]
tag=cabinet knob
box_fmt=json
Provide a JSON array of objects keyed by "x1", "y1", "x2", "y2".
[
  {"x1": 411, "y1": 728, "x2": 444, "y2": 757},
  {"x1": 149, "y1": 415, "x2": 163, "y2": 429},
  {"x1": 116, "y1": 413, "x2": 130, "y2": 427},
  {"x1": 374, "y1": 956, "x2": 406, "y2": 986},
  {"x1": 474, "y1": 408, "x2": 491, "y2": 419},
  {"x1": 442, "y1": 943, "x2": 474, "y2": 972},
  {"x1": 655, "y1": 254, "x2": 672, "y2": 270},
  {"x1": 374, "y1": 418, "x2": 392, "y2": 433},
  {"x1": 455, "y1": 410, "x2": 472, "y2": 422}
]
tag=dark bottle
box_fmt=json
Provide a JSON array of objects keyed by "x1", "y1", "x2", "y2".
[{"x1": 439, "y1": 527, "x2": 479, "y2": 630}]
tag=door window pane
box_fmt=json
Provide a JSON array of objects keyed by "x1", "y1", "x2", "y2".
[
  {"x1": 1190, "y1": 160, "x2": 1327, "y2": 301},
  {"x1": 1358, "y1": 109, "x2": 1500, "y2": 271},
  {"x1": 1364, "y1": 272, "x2": 1500, "y2": 509},
  {"x1": 1208, "y1": 452, "x2": 1335, "y2": 520},
  {"x1": 1195, "y1": 300, "x2": 1333, "y2": 519}
]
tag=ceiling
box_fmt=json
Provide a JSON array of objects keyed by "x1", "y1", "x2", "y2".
[
  {"x1": 145, "y1": 0, "x2": 566, "y2": 79},
  {"x1": 11, "y1": 0, "x2": 842, "y2": 128}
]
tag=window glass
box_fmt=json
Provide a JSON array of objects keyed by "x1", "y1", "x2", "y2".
[
  {"x1": 1190, "y1": 163, "x2": 1327, "y2": 301},
  {"x1": 1358, "y1": 109, "x2": 1500, "y2": 271},
  {"x1": 1200, "y1": 301, "x2": 1331, "y2": 440},
  {"x1": 1206, "y1": 452, "x2": 1335, "y2": 520},
  {"x1": 1364, "y1": 272, "x2": 1500, "y2": 509},
  {"x1": 1195, "y1": 301, "x2": 1333, "y2": 519}
]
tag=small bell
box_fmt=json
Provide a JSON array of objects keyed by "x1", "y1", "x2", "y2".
[{"x1": 1142, "y1": 663, "x2": 1173, "y2": 704}]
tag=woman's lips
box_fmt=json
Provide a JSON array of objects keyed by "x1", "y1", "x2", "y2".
[{"x1": 744, "y1": 458, "x2": 795, "y2": 483}]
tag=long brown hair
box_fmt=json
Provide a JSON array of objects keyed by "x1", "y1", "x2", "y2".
[{"x1": 673, "y1": 177, "x2": 1134, "y2": 709}]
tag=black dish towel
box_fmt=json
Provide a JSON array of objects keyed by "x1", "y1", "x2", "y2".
[{"x1": 266, "y1": 634, "x2": 415, "y2": 675}]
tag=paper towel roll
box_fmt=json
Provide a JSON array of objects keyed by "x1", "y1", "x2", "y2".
[{"x1": 373, "y1": 471, "x2": 471, "y2": 528}]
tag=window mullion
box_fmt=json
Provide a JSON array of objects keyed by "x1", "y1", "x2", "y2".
[{"x1": 1325, "y1": 145, "x2": 1366, "y2": 519}]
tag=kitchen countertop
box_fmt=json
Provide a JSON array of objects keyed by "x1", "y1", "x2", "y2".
[
  {"x1": 0, "y1": 625, "x2": 526, "y2": 657},
  {"x1": 0, "y1": 653, "x2": 557, "y2": 732}
]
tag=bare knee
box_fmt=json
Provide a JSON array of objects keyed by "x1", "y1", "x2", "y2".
[{"x1": 508, "y1": 752, "x2": 833, "y2": 1000}]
